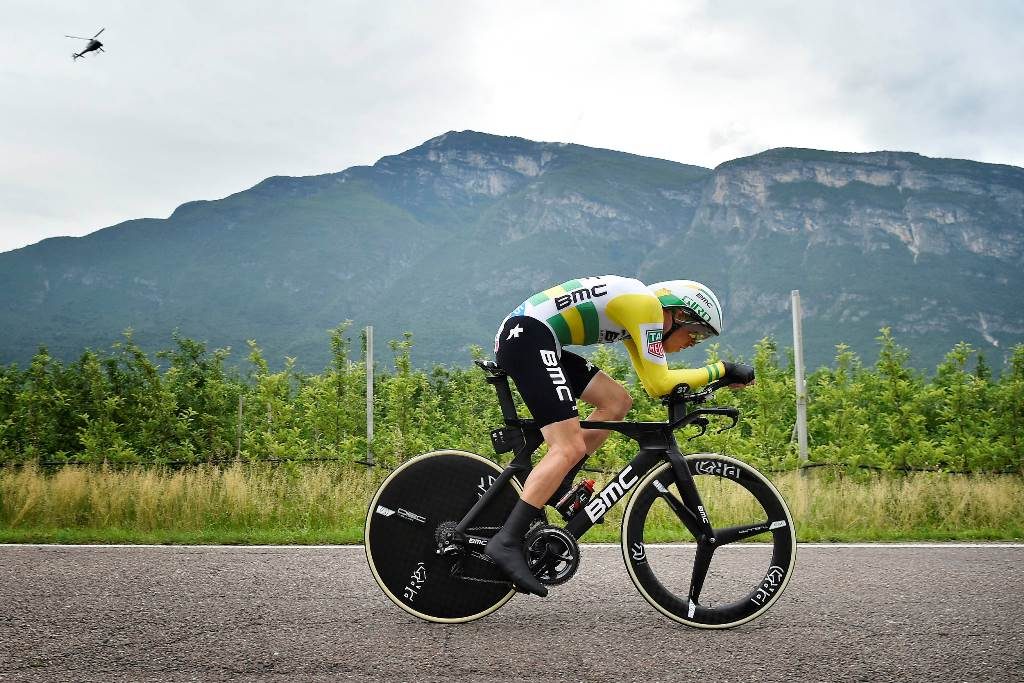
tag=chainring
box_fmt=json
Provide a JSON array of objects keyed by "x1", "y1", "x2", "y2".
[{"x1": 524, "y1": 524, "x2": 581, "y2": 586}]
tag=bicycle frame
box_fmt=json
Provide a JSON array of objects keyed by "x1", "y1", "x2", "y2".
[{"x1": 454, "y1": 363, "x2": 727, "y2": 547}]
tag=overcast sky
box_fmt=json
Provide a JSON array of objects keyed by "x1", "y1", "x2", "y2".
[{"x1": 2, "y1": 0, "x2": 1022, "y2": 253}]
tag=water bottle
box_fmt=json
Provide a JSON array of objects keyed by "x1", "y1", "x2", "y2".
[{"x1": 554, "y1": 479, "x2": 596, "y2": 520}]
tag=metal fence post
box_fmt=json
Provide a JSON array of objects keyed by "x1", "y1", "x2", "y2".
[
  {"x1": 791, "y1": 290, "x2": 809, "y2": 466},
  {"x1": 364, "y1": 325, "x2": 375, "y2": 466},
  {"x1": 235, "y1": 395, "x2": 245, "y2": 461}
]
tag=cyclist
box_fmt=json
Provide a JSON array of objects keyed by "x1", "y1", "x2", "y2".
[{"x1": 486, "y1": 275, "x2": 754, "y2": 596}]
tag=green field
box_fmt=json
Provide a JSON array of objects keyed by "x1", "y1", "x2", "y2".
[{"x1": 3, "y1": 463, "x2": 1021, "y2": 544}]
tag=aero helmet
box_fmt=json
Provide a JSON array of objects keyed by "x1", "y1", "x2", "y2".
[{"x1": 648, "y1": 280, "x2": 723, "y2": 336}]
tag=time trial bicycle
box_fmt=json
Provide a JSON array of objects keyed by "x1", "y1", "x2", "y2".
[{"x1": 364, "y1": 360, "x2": 796, "y2": 628}]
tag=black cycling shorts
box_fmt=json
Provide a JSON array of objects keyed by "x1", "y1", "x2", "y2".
[{"x1": 494, "y1": 316, "x2": 600, "y2": 428}]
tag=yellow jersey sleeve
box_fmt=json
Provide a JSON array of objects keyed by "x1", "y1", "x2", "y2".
[{"x1": 606, "y1": 293, "x2": 726, "y2": 398}]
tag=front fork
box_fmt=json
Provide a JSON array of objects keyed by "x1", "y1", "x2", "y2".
[
  {"x1": 666, "y1": 447, "x2": 715, "y2": 541},
  {"x1": 665, "y1": 443, "x2": 717, "y2": 605}
]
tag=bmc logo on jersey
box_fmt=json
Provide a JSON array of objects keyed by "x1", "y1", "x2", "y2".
[
  {"x1": 554, "y1": 284, "x2": 607, "y2": 311},
  {"x1": 646, "y1": 329, "x2": 665, "y2": 358}
]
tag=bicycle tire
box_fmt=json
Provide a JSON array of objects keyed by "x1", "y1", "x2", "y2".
[
  {"x1": 364, "y1": 450, "x2": 521, "y2": 623},
  {"x1": 621, "y1": 454, "x2": 796, "y2": 629}
]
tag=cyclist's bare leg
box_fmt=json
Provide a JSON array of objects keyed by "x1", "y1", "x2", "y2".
[
  {"x1": 487, "y1": 373, "x2": 631, "y2": 596},
  {"x1": 485, "y1": 419, "x2": 585, "y2": 596},
  {"x1": 520, "y1": 417, "x2": 588, "y2": 507},
  {"x1": 578, "y1": 371, "x2": 632, "y2": 454},
  {"x1": 520, "y1": 372, "x2": 631, "y2": 507}
]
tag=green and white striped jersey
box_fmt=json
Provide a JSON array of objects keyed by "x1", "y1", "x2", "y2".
[
  {"x1": 503, "y1": 275, "x2": 645, "y2": 348},
  {"x1": 498, "y1": 275, "x2": 726, "y2": 397}
]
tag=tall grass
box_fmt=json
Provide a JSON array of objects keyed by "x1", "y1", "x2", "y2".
[
  {"x1": 1, "y1": 463, "x2": 384, "y2": 542},
  {"x1": 778, "y1": 470, "x2": 1024, "y2": 541},
  {"x1": 1, "y1": 464, "x2": 1021, "y2": 543},
  {"x1": 598, "y1": 469, "x2": 1024, "y2": 543}
]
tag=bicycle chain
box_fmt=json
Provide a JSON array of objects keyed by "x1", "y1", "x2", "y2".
[
  {"x1": 445, "y1": 520, "x2": 548, "y2": 587},
  {"x1": 449, "y1": 550, "x2": 511, "y2": 586}
]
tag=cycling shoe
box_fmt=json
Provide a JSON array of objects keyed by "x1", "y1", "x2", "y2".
[{"x1": 485, "y1": 532, "x2": 548, "y2": 597}]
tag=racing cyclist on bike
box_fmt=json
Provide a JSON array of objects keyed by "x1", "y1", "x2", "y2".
[{"x1": 486, "y1": 276, "x2": 754, "y2": 596}]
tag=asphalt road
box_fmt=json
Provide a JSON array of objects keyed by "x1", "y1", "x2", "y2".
[{"x1": 1, "y1": 544, "x2": 1022, "y2": 682}]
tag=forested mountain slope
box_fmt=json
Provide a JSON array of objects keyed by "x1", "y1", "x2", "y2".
[{"x1": 2, "y1": 131, "x2": 1021, "y2": 371}]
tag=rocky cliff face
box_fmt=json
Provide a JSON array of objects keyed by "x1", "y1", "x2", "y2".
[
  {"x1": 369, "y1": 131, "x2": 711, "y2": 245},
  {"x1": 369, "y1": 132, "x2": 555, "y2": 203},
  {"x1": 1, "y1": 131, "x2": 1020, "y2": 371},
  {"x1": 674, "y1": 147, "x2": 1023, "y2": 360},
  {"x1": 696, "y1": 148, "x2": 1024, "y2": 262}
]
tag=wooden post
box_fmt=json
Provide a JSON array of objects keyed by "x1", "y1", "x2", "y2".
[{"x1": 791, "y1": 290, "x2": 809, "y2": 466}]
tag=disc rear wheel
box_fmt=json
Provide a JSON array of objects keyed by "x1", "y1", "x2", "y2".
[{"x1": 364, "y1": 450, "x2": 521, "y2": 623}]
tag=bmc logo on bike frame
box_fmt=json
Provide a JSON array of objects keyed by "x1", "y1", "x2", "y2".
[
  {"x1": 584, "y1": 465, "x2": 639, "y2": 522},
  {"x1": 555, "y1": 284, "x2": 607, "y2": 311}
]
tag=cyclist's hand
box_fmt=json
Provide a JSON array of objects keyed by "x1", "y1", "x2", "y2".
[{"x1": 722, "y1": 362, "x2": 755, "y2": 388}]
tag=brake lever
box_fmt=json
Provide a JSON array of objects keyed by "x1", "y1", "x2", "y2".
[
  {"x1": 686, "y1": 407, "x2": 740, "y2": 434},
  {"x1": 715, "y1": 412, "x2": 740, "y2": 433},
  {"x1": 687, "y1": 417, "x2": 709, "y2": 441}
]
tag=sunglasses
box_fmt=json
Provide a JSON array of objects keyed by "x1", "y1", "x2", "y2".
[{"x1": 668, "y1": 309, "x2": 716, "y2": 342}]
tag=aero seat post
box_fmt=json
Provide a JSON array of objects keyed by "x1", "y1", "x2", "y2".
[{"x1": 486, "y1": 374, "x2": 521, "y2": 425}]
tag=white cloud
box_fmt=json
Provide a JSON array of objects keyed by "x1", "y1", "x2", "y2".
[{"x1": 1, "y1": 0, "x2": 1021, "y2": 252}]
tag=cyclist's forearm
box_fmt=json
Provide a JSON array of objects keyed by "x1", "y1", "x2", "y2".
[
  {"x1": 655, "y1": 363, "x2": 727, "y2": 394},
  {"x1": 624, "y1": 339, "x2": 726, "y2": 396}
]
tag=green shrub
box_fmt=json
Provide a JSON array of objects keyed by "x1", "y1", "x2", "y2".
[{"x1": 0, "y1": 326, "x2": 1021, "y2": 474}]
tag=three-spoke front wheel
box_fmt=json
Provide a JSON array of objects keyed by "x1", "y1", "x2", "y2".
[{"x1": 621, "y1": 454, "x2": 796, "y2": 629}]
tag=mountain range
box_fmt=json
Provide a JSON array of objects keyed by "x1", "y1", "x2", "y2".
[{"x1": 2, "y1": 131, "x2": 1022, "y2": 372}]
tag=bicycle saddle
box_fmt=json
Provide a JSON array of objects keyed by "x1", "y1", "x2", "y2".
[{"x1": 474, "y1": 360, "x2": 507, "y2": 377}]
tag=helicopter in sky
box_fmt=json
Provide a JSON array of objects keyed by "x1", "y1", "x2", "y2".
[{"x1": 66, "y1": 28, "x2": 105, "y2": 60}]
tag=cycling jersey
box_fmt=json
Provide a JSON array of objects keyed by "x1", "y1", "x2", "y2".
[{"x1": 496, "y1": 275, "x2": 725, "y2": 398}]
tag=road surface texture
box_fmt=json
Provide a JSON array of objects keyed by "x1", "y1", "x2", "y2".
[{"x1": 1, "y1": 544, "x2": 1021, "y2": 682}]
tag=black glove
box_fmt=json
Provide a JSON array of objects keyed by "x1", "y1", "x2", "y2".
[{"x1": 722, "y1": 361, "x2": 755, "y2": 386}]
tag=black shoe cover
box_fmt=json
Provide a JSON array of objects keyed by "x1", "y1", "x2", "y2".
[
  {"x1": 485, "y1": 531, "x2": 548, "y2": 597},
  {"x1": 485, "y1": 498, "x2": 548, "y2": 597}
]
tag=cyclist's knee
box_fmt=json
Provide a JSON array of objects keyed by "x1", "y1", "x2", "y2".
[
  {"x1": 607, "y1": 390, "x2": 632, "y2": 419},
  {"x1": 582, "y1": 372, "x2": 632, "y2": 419},
  {"x1": 593, "y1": 386, "x2": 631, "y2": 420},
  {"x1": 548, "y1": 435, "x2": 587, "y2": 466}
]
